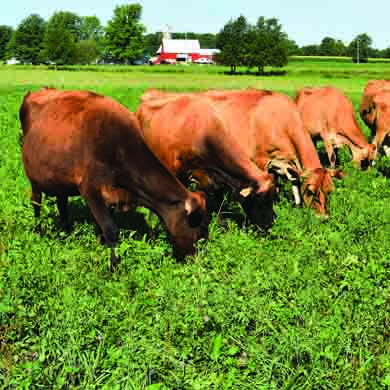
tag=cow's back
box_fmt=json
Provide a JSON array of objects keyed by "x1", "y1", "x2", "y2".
[
  {"x1": 204, "y1": 89, "x2": 273, "y2": 160},
  {"x1": 137, "y1": 95, "x2": 227, "y2": 174},
  {"x1": 297, "y1": 86, "x2": 359, "y2": 136},
  {"x1": 22, "y1": 89, "x2": 143, "y2": 196},
  {"x1": 251, "y1": 93, "x2": 315, "y2": 169}
]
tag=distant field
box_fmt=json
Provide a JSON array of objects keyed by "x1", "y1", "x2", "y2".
[
  {"x1": 1, "y1": 61, "x2": 390, "y2": 388},
  {"x1": 2, "y1": 59, "x2": 390, "y2": 102}
]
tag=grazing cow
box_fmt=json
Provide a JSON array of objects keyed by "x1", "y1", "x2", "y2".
[
  {"x1": 360, "y1": 80, "x2": 390, "y2": 156},
  {"x1": 140, "y1": 89, "x2": 342, "y2": 217},
  {"x1": 295, "y1": 86, "x2": 376, "y2": 167},
  {"x1": 136, "y1": 92, "x2": 276, "y2": 230},
  {"x1": 20, "y1": 87, "x2": 208, "y2": 271}
]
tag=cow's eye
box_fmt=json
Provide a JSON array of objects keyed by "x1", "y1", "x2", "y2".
[{"x1": 188, "y1": 210, "x2": 203, "y2": 228}]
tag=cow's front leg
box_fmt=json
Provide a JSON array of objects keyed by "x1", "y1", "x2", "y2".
[
  {"x1": 324, "y1": 139, "x2": 336, "y2": 168},
  {"x1": 82, "y1": 188, "x2": 120, "y2": 272},
  {"x1": 292, "y1": 184, "x2": 301, "y2": 205}
]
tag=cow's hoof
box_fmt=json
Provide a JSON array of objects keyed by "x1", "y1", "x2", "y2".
[
  {"x1": 110, "y1": 253, "x2": 120, "y2": 272},
  {"x1": 33, "y1": 223, "x2": 43, "y2": 237}
]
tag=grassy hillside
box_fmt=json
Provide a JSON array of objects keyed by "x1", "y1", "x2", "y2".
[{"x1": 1, "y1": 63, "x2": 390, "y2": 389}]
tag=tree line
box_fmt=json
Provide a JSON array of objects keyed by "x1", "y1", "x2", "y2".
[
  {"x1": 296, "y1": 34, "x2": 390, "y2": 61},
  {"x1": 0, "y1": 3, "x2": 219, "y2": 66},
  {"x1": 0, "y1": 4, "x2": 146, "y2": 65},
  {"x1": 0, "y1": 3, "x2": 389, "y2": 66}
]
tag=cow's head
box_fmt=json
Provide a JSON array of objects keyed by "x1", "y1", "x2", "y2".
[
  {"x1": 360, "y1": 96, "x2": 376, "y2": 134},
  {"x1": 360, "y1": 92, "x2": 388, "y2": 136},
  {"x1": 361, "y1": 92, "x2": 390, "y2": 153},
  {"x1": 164, "y1": 191, "x2": 209, "y2": 258},
  {"x1": 353, "y1": 143, "x2": 377, "y2": 169},
  {"x1": 238, "y1": 172, "x2": 276, "y2": 230},
  {"x1": 301, "y1": 168, "x2": 343, "y2": 217}
]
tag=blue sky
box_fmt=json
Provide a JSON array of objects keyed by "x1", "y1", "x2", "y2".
[{"x1": 2, "y1": 0, "x2": 390, "y2": 49}]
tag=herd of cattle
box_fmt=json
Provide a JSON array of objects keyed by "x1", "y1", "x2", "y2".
[{"x1": 18, "y1": 80, "x2": 390, "y2": 271}]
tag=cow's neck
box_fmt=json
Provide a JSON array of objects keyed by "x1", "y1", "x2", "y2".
[{"x1": 116, "y1": 139, "x2": 189, "y2": 212}]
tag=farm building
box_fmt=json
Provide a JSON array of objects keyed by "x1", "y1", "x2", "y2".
[{"x1": 153, "y1": 39, "x2": 220, "y2": 64}]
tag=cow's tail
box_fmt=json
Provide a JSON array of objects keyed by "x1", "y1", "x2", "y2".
[{"x1": 18, "y1": 90, "x2": 33, "y2": 145}]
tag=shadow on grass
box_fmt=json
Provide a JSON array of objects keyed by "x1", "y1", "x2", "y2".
[
  {"x1": 36, "y1": 196, "x2": 157, "y2": 242},
  {"x1": 38, "y1": 188, "x2": 270, "y2": 244},
  {"x1": 221, "y1": 69, "x2": 287, "y2": 77}
]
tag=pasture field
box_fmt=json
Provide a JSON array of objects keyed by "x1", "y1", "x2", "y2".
[{"x1": 1, "y1": 62, "x2": 390, "y2": 389}]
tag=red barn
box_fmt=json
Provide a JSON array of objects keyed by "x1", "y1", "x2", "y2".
[{"x1": 152, "y1": 39, "x2": 219, "y2": 64}]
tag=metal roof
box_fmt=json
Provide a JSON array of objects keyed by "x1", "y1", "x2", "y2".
[{"x1": 157, "y1": 39, "x2": 201, "y2": 54}]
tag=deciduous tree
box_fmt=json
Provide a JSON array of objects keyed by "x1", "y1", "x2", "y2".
[
  {"x1": 42, "y1": 12, "x2": 78, "y2": 65},
  {"x1": 216, "y1": 15, "x2": 250, "y2": 73},
  {"x1": 74, "y1": 39, "x2": 97, "y2": 64},
  {"x1": 105, "y1": 4, "x2": 145, "y2": 64},
  {"x1": 0, "y1": 25, "x2": 13, "y2": 61},
  {"x1": 247, "y1": 17, "x2": 288, "y2": 74},
  {"x1": 349, "y1": 33, "x2": 372, "y2": 63},
  {"x1": 300, "y1": 44, "x2": 319, "y2": 56},
  {"x1": 144, "y1": 32, "x2": 163, "y2": 56},
  {"x1": 79, "y1": 16, "x2": 103, "y2": 41},
  {"x1": 8, "y1": 14, "x2": 46, "y2": 64},
  {"x1": 319, "y1": 37, "x2": 337, "y2": 56}
]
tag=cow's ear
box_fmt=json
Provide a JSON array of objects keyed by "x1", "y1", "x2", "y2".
[
  {"x1": 373, "y1": 93, "x2": 390, "y2": 110},
  {"x1": 286, "y1": 166, "x2": 301, "y2": 182},
  {"x1": 184, "y1": 192, "x2": 206, "y2": 228},
  {"x1": 185, "y1": 192, "x2": 206, "y2": 214},
  {"x1": 239, "y1": 187, "x2": 253, "y2": 198},
  {"x1": 329, "y1": 168, "x2": 344, "y2": 179}
]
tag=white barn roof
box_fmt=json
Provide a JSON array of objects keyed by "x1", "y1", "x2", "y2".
[{"x1": 157, "y1": 39, "x2": 201, "y2": 54}]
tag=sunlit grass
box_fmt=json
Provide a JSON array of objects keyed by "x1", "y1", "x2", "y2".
[{"x1": 1, "y1": 63, "x2": 390, "y2": 388}]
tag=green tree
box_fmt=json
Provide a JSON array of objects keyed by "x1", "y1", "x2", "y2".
[
  {"x1": 334, "y1": 40, "x2": 346, "y2": 56},
  {"x1": 247, "y1": 17, "x2": 288, "y2": 74},
  {"x1": 79, "y1": 16, "x2": 103, "y2": 41},
  {"x1": 8, "y1": 14, "x2": 46, "y2": 64},
  {"x1": 172, "y1": 32, "x2": 197, "y2": 40},
  {"x1": 105, "y1": 3, "x2": 145, "y2": 64},
  {"x1": 0, "y1": 25, "x2": 13, "y2": 61},
  {"x1": 144, "y1": 32, "x2": 163, "y2": 56},
  {"x1": 198, "y1": 33, "x2": 217, "y2": 49},
  {"x1": 50, "y1": 11, "x2": 82, "y2": 41},
  {"x1": 78, "y1": 16, "x2": 104, "y2": 61},
  {"x1": 319, "y1": 37, "x2": 337, "y2": 56},
  {"x1": 382, "y1": 47, "x2": 390, "y2": 59},
  {"x1": 349, "y1": 33, "x2": 372, "y2": 63},
  {"x1": 42, "y1": 12, "x2": 78, "y2": 65},
  {"x1": 171, "y1": 32, "x2": 185, "y2": 39},
  {"x1": 368, "y1": 47, "x2": 381, "y2": 58},
  {"x1": 216, "y1": 15, "x2": 250, "y2": 73},
  {"x1": 74, "y1": 39, "x2": 98, "y2": 64},
  {"x1": 318, "y1": 37, "x2": 347, "y2": 56},
  {"x1": 286, "y1": 39, "x2": 301, "y2": 56},
  {"x1": 300, "y1": 44, "x2": 319, "y2": 56}
]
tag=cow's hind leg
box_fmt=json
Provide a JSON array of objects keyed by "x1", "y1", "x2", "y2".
[
  {"x1": 56, "y1": 195, "x2": 71, "y2": 233},
  {"x1": 31, "y1": 183, "x2": 43, "y2": 235},
  {"x1": 82, "y1": 189, "x2": 120, "y2": 272}
]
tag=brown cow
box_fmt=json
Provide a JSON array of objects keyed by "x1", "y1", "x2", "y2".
[
  {"x1": 360, "y1": 80, "x2": 390, "y2": 157},
  {"x1": 136, "y1": 92, "x2": 276, "y2": 230},
  {"x1": 295, "y1": 86, "x2": 376, "y2": 167},
  {"x1": 20, "y1": 87, "x2": 209, "y2": 271},
  {"x1": 140, "y1": 88, "x2": 342, "y2": 217}
]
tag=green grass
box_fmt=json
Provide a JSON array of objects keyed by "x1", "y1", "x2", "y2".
[{"x1": 1, "y1": 62, "x2": 390, "y2": 389}]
